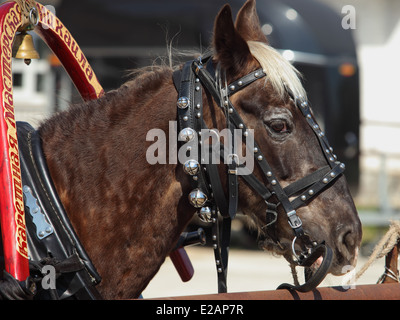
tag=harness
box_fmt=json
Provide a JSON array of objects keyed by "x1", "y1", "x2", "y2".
[
  {"x1": 173, "y1": 56, "x2": 345, "y2": 293},
  {"x1": 14, "y1": 122, "x2": 102, "y2": 299}
]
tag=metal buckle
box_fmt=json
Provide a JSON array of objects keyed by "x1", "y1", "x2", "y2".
[{"x1": 287, "y1": 210, "x2": 302, "y2": 229}]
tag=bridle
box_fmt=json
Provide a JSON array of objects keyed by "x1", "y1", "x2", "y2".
[{"x1": 173, "y1": 55, "x2": 345, "y2": 293}]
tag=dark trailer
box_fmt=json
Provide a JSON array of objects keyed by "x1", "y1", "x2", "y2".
[{"x1": 54, "y1": 0, "x2": 360, "y2": 191}]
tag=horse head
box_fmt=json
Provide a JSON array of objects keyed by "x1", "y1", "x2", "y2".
[
  {"x1": 201, "y1": 0, "x2": 362, "y2": 277},
  {"x1": 38, "y1": 0, "x2": 362, "y2": 299}
]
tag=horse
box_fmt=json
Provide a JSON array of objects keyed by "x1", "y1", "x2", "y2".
[{"x1": 36, "y1": 0, "x2": 362, "y2": 299}]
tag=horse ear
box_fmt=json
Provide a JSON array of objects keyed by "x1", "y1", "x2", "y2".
[
  {"x1": 213, "y1": 4, "x2": 252, "y2": 77},
  {"x1": 235, "y1": 0, "x2": 267, "y2": 43}
]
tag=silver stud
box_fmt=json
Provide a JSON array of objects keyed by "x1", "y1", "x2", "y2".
[
  {"x1": 218, "y1": 268, "x2": 222, "y2": 273},
  {"x1": 254, "y1": 147, "x2": 258, "y2": 153},
  {"x1": 188, "y1": 189, "x2": 208, "y2": 208},
  {"x1": 329, "y1": 157, "x2": 334, "y2": 162},
  {"x1": 243, "y1": 131, "x2": 249, "y2": 137},
  {"x1": 213, "y1": 244, "x2": 217, "y2": 249},
  {"x1": 224, "y1": 100, "x2": 229, "y2": 106},
  {"x1": 254, "y1": 72, "x2": 260, "y2": 77},
  {"x1": 229, "y1": 85, "x2": 235, "y2": 91},
  {"x1": 196, "y1": 112, "x2": 201, "y2": 119},
  {"x1": 228, "y1": 108, "x2": 233, "y2": 113},
  {"x1": 177, "y1": 96, "x2": 189, "y2": 109},
  {"x1": 323, "y1": 178, "x2": 329, "y2": 184},
  {"x1": 238, "y1": 81, "x2": 243, "y2": 86},
  {"x1": 238, "y1": 123, "x2": 244, "y2": 129},
  {"x1": 266, "y1": 171, "x2": 272, "y2": 177},
  {"x1": 308, "y1": 189, "x2": 314, "y2": 195},
  {"x1": 257, "y1": 155, "x2": 263, "y2": 161},
  {"x1": 178, "y1": 128, "x2": 195, "y2": 142},
  {"x1": 216, "y1": 259, "x2": 220, "y2": 265},
  {"x1": 330, "y1": 172, "x2": 336, "y2": 178},
  {"x1": 196, "y1": 103, "x2": 201, "y2": 109},
  {"x1": 195, "y1": 86, "x2": 200, "y2": 91},
  {"x1": 183, "y1": 115, "x2": 188, "y2": 121},
  {"x1": 183, "y1": 159, "x2": 200, "y2": 175},
  {"x1": 271, "y1": 180, "x2": 277, "y2": 185},
  {"x1": 212, "y1": 235, "x2": 217, "y2": 241},
  {"x1": 195, "y1": 78, "x2": 200, "y2": 83},
  {"x1": 301, "y1": 195, "x2": 307, "y2": 201},
  {"x1": 340, "y1": 163, "x2": 346, "y2": 169},
  {"x1": 198, "y1": 206, "x2": 212, "y2": 222},
  {"x1": 193, "y1": 176, "x2": 198, "y2": 181}
]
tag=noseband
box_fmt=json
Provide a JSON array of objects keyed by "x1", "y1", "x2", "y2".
[{"x1": 173, "y1": 56, "x2": 344, "y2": 292}]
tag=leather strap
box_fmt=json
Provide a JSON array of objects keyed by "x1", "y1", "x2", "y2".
[{"x1": 277, "y1": 243, "x2": 333, "y2": 292}]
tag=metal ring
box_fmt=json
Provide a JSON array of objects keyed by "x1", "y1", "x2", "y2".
[
  {"x1": 291, "y1": 236, "x2": 300, "y2": 262},
  {"x1": 29, "y1": 7, "x2": 39, "y2": 26}
]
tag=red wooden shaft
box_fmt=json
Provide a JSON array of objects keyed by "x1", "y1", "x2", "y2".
[
  {"x1": 170, "y1": 248, "x2": 195, "y2": 282},
  {"x1": 34, "y1": 3, "x2": 104, "y2": 101},
  {"x1": 0, "y1": 1, "x2": 30, "y2": 281}
]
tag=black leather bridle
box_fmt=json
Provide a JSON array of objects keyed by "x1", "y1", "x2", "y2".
[{"x1": 173, "y1": 56, "x2": 345, "y2": 293}]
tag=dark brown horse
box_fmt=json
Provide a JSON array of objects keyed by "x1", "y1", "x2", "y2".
[{"x1": 38, "y1": 0, "x2": 362, "y2": 299}]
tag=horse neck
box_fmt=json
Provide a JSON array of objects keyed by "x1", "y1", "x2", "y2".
[{"x1": 39, "y1": 67, "x2": 195, "y2": 298}]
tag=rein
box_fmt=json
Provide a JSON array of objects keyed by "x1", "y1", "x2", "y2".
[{"x1": 173, "y1": 56, "x2": 345, "y2": 293}]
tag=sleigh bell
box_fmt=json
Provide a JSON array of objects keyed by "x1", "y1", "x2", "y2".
[
  {"x1": 183, "y1": 159, "x2": 200, "y2": 175},
  {"x1": 178, "y1": 128, "x2": 195, "y2": 142},
  {"x1": 177, "y1": 96, "x2": 189, "y2": 109},
  {"x1": 188, "y1": 189, "x2": 208, "y2": 208},
  {"x1": 198, "y1": 206, "x2": 212, "y2": 223},
  {"x1": 12, "y1": 32, "x2": 40, "y2": 65}
]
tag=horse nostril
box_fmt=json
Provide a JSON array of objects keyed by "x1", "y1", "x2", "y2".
[
  {"x1": 337, "y1": 227, "x2": 361, "y2": 262},
  {"x1": 343, "y1": 230, "x2": 355, "y2": 248}
]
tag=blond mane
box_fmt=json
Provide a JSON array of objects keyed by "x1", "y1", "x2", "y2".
[{"x1": 247, "y1": 41, "x2": 306, "y2": 100}]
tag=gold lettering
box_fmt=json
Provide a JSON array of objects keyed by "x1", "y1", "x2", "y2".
[
  {"x1": 64, "y1": 30, "x2": 71, "y2": 46},
  {"x1": 8, "y1": 135, "x2": 18, "y2": 149},
  {"x1": 79, "y1": 52, "x2": 87, "y2": 69},
  {"x1": 14, "y1": 178, "x2": 23, "y2": 203},
  {"x1": 4, "y1": 91, "x2": 13, "y2": 105},
  {"x1": 71, "y1": 40, "x2": 79, "y2": 58},
  {"x1": 54, "y1": 19, "x2": 63, "y2": 38},
  {"x1": 10, "y1": 152, "x2": 19, "y2": 166},
  {"x1": 86, "y1": 66, "x2": 93, "y2": 81}
]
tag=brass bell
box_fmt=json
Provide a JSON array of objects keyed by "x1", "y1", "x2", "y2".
[{"x1": 12, "y1": 32, "x2": 40, "y2": 65}]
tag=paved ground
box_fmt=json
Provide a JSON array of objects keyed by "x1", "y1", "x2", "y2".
[{"x1": 142, "y1": 246, "x2": 386, "y2": 299}]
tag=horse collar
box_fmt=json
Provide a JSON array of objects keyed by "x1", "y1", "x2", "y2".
[{"x1": 173, "y1": 56, "x2": 346, "y2": 293}]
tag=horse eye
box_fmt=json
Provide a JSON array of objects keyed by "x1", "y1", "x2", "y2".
[{"x1": 268, "y1": 120, "x2": 289, "y2": 133}]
